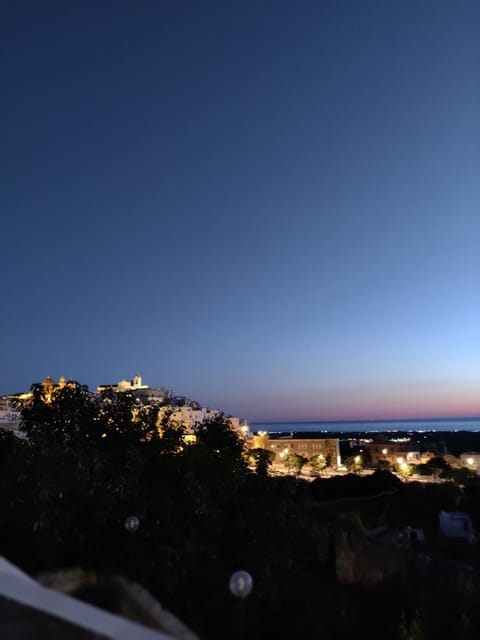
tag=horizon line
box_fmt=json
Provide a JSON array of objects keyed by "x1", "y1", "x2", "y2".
[{"x1": 251, "y1": 415, "x2": 480, "y2": 425}]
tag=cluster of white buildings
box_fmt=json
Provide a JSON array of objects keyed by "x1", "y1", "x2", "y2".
[
  {"x1": 0, "y1": 397, "x2": 21, "y2": 432},
  {"x1": 0, "y1": 374, "x2": 251, "y2": 441}
]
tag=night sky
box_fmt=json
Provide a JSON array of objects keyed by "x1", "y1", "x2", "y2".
[{"x1": 2, "y1": 1, "x2": 479, "y2": 421}]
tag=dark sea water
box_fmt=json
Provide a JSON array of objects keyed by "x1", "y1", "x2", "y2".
[{"x1": 251, "y1": 418, "x2": 480, "y2": 434}]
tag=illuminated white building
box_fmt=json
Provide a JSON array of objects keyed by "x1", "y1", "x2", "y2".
[
  {"x1": 157, "y1": 406, "x2": 251, "y2": 439},
  {"x1": 97, "y1": 374, "x2": 149, "y2": 393},
  {"x1": 0, "y1": 398, "x2": 22, "y2": 433}
]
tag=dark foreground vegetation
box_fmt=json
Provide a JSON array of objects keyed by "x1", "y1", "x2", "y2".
[{"x1": 2, "y1": 382, "x2": 480, "y2": 639}]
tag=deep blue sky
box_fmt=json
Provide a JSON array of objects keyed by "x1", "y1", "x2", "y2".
[{"x1": 2, "y1": 1, "x2": 479, "y2": 421}]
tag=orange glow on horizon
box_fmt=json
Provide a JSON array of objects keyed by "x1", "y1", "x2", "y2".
[{"x1": 246, "y1": 382, "x2": 480, "y2": 423}]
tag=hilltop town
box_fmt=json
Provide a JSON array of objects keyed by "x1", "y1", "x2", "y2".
[{"x1": 3, "y1": 374, "x2": 480, "y2": 482}]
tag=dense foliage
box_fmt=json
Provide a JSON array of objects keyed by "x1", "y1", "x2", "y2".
[{"x1": 1, "y1": 382, "x2": 480, "y2": 639}]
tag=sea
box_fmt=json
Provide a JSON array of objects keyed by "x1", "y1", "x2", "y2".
[{"x1": 250, "y1": 418, "x2": 480, "y2": 434}]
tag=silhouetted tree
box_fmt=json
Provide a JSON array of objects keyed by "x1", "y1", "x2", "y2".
[
  {"x1": 284, "y1": 452, "x2": 308, "y2": 474},
  {"x1": 248, "y1": 447, "x2": 276, "y2": 476},
  {"x1": 310, "y1": 454, "x2": 327, "y2": 475},
  {"x1": 344, "y1": 454, "x2": 364, "y2": 473}
]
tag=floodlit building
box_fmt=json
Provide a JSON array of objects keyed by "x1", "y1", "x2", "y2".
[
  {"x1": 460, "y1": 453, "x2": 480, "y2": 474},
  {"x1": 365, "y1": 443, "x2": 432, "y2": 467},
  {"x1": 131, "y1": 387, "x2": 171, "y2": 405},
  {"x1": 250, "y1": 433, "x2": 340, "y2": 468},
  {"x1": 1, "y1": 375, "x2": 75, "y2": 431},
  {"x1": 0, "y1": 397, "x2": 22, "y2": 433},
  {"x1": 97, "y1": 374, "x2": 149, "y2": 394},
  {"x1": 157, "y1": 406, "x2": 251, "y2": 440}
]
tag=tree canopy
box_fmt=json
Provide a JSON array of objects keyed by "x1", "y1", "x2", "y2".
[
  {"x1": 284, "y1": 452, "x2": 308, "y2": 474},
  {"x1": 2, "y1": 383, "x2": 480, "y2": 640}
]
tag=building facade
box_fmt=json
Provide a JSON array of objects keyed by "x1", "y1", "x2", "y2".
[{"x1": 250, "y1": 433, "x2": 340, "y2": 469}]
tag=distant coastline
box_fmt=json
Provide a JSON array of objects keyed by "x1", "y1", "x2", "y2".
[{"x1": 251, "y1": 417, "x2": 480, "y2": 433}]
